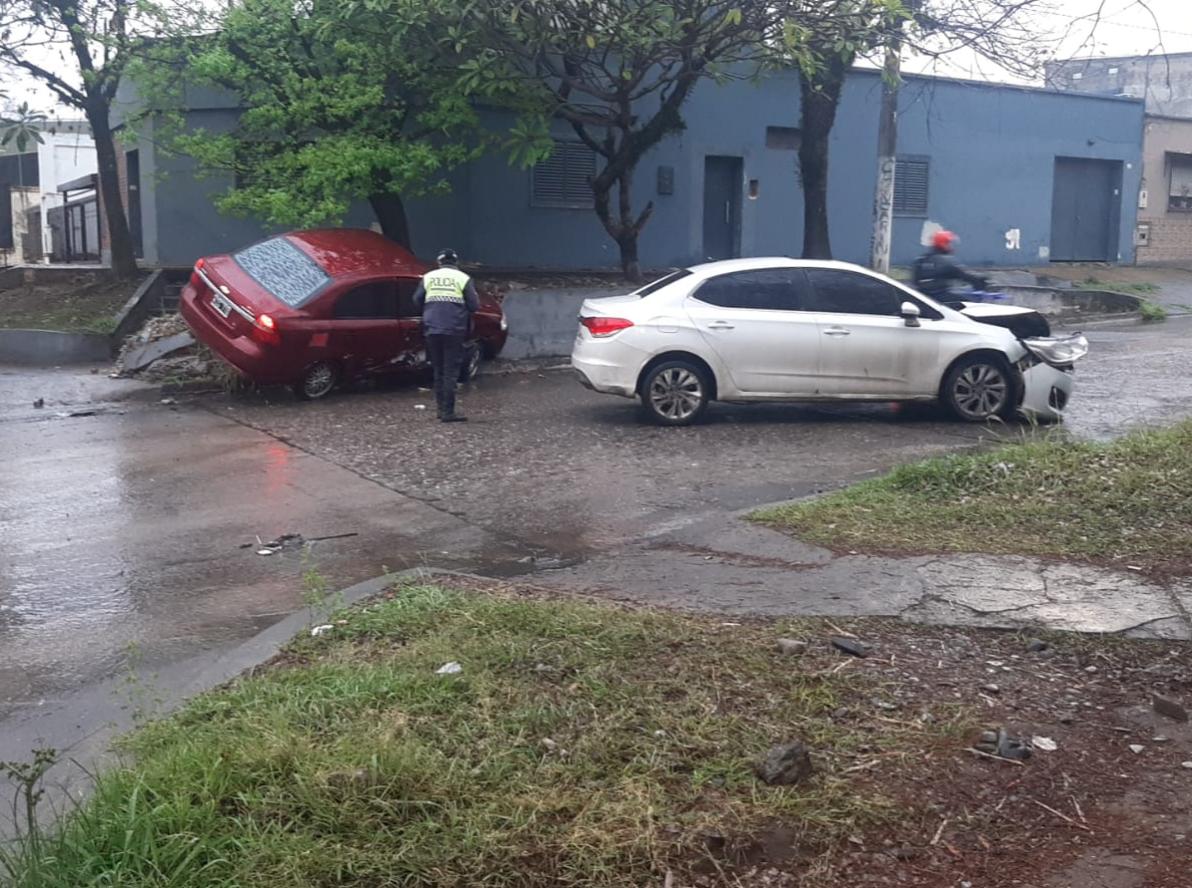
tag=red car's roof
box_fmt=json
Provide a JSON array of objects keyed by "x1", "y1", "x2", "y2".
[{"x1": 285, "y1": 229, "x2": 430, "y2": 278}]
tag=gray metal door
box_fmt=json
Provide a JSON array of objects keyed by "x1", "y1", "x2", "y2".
[
  {"x1": 1050, "y1": 157, "x2": 1121, "y2": 262},
  {"x1": 702, "y1": 156, "x2": 742, "y2": 261}
]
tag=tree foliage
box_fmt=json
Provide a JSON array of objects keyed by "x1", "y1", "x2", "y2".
[
  {"x1": 147, "y1": 0, "x2": 500, "y2": 248},
  {"x1": 460, "y1": 0, "x2": 796, "y2": 280}
]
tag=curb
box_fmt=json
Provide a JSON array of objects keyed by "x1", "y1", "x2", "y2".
[{"x1": 0, "y1": 328, "x2": 113, "y2": 365}]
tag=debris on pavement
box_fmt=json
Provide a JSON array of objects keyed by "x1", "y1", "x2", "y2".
[
  {"x1": 123, "y1": 330, "x2": 195, "y2": 372},
  {"x1": 32, "y1": 397, "x2": 43, "y2": 408},
  {"x1": 436, "y1": 661, "x2": 463, "y2": 675},
  {"x1": 1153, "y1": 694, "x2": 1189, "y2": 723},
  {"x1": 1032, "y1": 736, "x2": 1058, "y2": 752},
  {"x1": 310, "y1": 624, "x2": 334, "y2": 637},
  {"x1": 775, "y1": 638, "x2": 808, "y2": 656},
  {"x1": 1129, "y1": 744, "x2": 1146, "y2": 754},
  {"x1": 1026, "y1": 638, "x2": 1050, "y2": 653},
  {"x1": 830, "y1": 636, "x2": 871, "y2": 658},
  {"x1": 975, "y1": 727, "x2": 1033, "y2": 761},
  {"x1": 756, "y1": 740, "x2": 814, "y2": 786}
]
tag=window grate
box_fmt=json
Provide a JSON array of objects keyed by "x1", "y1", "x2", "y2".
[
  {"x1": 894, "y1": 157, "x2": 929, "y2": 216},
  {"x1": 532, "y1": 140, "x2": 597, "y2": 209}
]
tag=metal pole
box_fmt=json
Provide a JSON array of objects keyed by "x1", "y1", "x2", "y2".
[{"x1": 870, "y1": 41, "x2": 901, "y2": 274}]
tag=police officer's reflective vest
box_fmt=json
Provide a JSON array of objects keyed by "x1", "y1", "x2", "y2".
[{"x1": 422, "y1": 267, "x2": 470, "y2": 303}]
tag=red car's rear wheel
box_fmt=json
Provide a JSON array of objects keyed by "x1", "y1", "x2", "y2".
[{"x1": 293, "y1": 361, "x2": 338, "y2": 400}]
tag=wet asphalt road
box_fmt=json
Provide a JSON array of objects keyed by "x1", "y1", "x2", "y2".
[{"x1": 2, "y1": 316, "x2": 1191, "y2": 768}]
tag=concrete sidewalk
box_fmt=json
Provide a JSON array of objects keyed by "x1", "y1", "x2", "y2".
[{"x1": 543, "y1": 511, "x2": 1192, "y2": 640}]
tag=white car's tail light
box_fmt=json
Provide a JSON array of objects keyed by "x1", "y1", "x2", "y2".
[{"x1": 581, "y1": 316, "x2": 634, "y2": 337}]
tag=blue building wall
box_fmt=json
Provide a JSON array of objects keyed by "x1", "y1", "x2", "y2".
[{"x1": 123, "y1": 69, "x2": 1144, "y2": 270}]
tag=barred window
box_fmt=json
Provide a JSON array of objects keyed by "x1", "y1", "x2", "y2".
[
  {"x1": 531, "y1": 140, "x2": 596, "y2": 209},
  {"x1": 894, "y1": 157, "x2": 930, "y2": 216}
]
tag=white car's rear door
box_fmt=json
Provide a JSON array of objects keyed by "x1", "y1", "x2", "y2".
[
  {"x1": 802, "y1": 268, "x2": 942, "y2": 396},
  {"x1": 683, "y1": 267, "x2": 823, "y2": 396}
]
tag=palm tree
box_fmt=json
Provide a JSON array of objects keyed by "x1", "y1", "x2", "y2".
[
  {"x1": 1, "y1": 102, "x2": 47, "y2": 156},
  {"x1": 1, "y1": 102, "x2": 47, "y2": 259}
]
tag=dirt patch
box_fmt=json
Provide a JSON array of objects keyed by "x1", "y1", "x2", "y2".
[{"x1": 0, "y1": 272, "x2": 146, "y2": 333}]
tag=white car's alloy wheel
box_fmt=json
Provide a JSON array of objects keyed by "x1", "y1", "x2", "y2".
[
  {"x1": 946, "y1": 359, "x2": 1011, "y2": 421},
  {"x1": 644, "y1": 362, "x2": 708, "y2": 425}
]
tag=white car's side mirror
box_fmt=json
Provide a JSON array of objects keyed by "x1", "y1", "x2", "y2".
[{"x1": 900, "y1": 301, "x2": 922, "y2": 327}]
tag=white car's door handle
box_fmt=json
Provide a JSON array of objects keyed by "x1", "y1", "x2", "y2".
[
  {"x1": 823, "y1": 326, "x2": 851, "y2": 336},
  {"x1": 706, "y1": 321, "x2": 735, "y2": 330}
]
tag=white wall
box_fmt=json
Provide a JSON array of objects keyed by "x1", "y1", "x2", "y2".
[{"x1": 37, "y1": 130, "x2": 97, "y2": 262}]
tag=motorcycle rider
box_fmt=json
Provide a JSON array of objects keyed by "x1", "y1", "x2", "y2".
[{"x1": 912, "y1": 230, "x2": 988, "y2": 307}]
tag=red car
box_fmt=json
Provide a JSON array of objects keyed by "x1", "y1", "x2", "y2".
[{"x1": 179, "y1": 229, "x2": 508, "y2": 399}]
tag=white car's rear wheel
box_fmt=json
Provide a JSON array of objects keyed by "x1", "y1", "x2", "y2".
[
  {"x1": 943, "y1": 356, "x2": 1014, "y2": 422},
  {"x1": 642, "y1": 360, "x2": 710, "y2": 426}
]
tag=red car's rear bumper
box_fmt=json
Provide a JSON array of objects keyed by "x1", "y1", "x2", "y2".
[{"x1": 179, "y1": 283, "x2": 293, "y2": 385}]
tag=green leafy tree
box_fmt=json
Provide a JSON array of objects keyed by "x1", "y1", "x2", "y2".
[
  {"x1": 0, "y1": 0, "x2": 149, "y2": 277},
  {"x1": 151, "y1": 0, "x2": 498, "y2": 249},
  {"x1": 461, "y1": 0, "x2": 797, "y2": 281}
]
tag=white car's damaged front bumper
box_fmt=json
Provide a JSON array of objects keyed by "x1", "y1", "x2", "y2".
[{"x1": 1015, "y1": 333, "x2": 1088, "y2": 421}]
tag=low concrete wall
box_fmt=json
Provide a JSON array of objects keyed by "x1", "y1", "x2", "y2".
[
  {"x1": 0, "y1": 328, "x2": 112, "y2": 365},
  {"x1": 499, "y1": 287, "x2": 623, "y2": 360},
  {"x1": 111, "y1": 270, "x2": 166, "y2": 345},
  {"x1": 1001, "y1": 285, "x2": 1142, "y2": 319}
]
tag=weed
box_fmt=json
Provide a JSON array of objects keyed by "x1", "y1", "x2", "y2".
[
  {"x1": 0, "y1": 748, "x2": 57, "y2": 883},
  {"x1": 299, "y1": 552, "x2": 342, "y2": 625}
]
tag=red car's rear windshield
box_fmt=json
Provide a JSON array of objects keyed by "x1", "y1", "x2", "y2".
[{"x1": 233, "y1": 236, "x2": 331, "y2": 308}]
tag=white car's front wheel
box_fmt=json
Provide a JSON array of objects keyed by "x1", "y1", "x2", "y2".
[
  {"x1": 641, "y1": 360, "x2": 710, "y2": 426},
  {"x1": 943, "y1": 355, "x2": 1015, "y2": 422}
]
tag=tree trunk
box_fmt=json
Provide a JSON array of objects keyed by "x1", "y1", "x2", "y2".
[
  {"x1": 87, "y1": 99, "x2": 137, "y2": 278},
  {"x1": 798, "y1": 61, "x2": 847, "y2": 260},
  {"x1": 369, "y1": 193, "x2": 411, "y2": 249},
  {"x1": 617, "y1": 233, "x2": 641, "y2": 282}
]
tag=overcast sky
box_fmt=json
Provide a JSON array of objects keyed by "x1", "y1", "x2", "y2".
[{"x1": 2, "y1": 0, "x2": 1189, "y2": 118}]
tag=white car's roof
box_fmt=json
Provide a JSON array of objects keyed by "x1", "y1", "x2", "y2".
[{"x1": 684, "y1": 257, "x2": 885, "y2": 280}]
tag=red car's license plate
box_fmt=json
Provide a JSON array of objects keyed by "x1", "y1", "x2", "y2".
[{"x1": 211, "y1": 293, "x2": 233, "y2": 318}]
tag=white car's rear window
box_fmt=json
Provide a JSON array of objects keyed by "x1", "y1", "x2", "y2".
[{"x1": 634, "y1": 269, "x2": 691, "y2": 297}]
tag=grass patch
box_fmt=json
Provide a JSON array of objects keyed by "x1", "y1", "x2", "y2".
[
  {"x1": 1074, "y1": 276, "x2": 1160, "y2": 296},
  {"x1": 1138, "y1": 300, "x2": 1168, "y2": 323},
  {"x1": 755, "y1": 421, "x2": 1192, "y2": 574},
  {"x1": 0, "y1": 276, "x2": 143, "y2": 333},
  {"x1": 0, "y1": 587, "x2": 961, "y2": 887}
]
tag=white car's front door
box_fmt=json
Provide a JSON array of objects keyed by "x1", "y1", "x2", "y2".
[
  {"x1": 684, "y1": 267, "x2": 823, "y2": 396},
  {"x1": 803, "y1": 268, "x2": 942, "y2": 396}
]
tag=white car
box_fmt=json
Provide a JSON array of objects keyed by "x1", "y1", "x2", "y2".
[{"x1": 571, "y1": 258, "x2": 1088, "y2": 426}]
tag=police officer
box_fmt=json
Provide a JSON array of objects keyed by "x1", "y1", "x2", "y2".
[
  {"x1": 912, "y1": 230, "x2": 988, "y2": 307},
  {"x1": 413, "y1": 249, "x2": 480, "y2": 423}
]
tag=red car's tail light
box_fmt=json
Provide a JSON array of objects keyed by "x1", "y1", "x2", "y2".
[
  {"x1": 251, "y1": 313, "x2": 281, "y2": 345},
  {"x1": 190, "y1": 258, "x2": 206, "y2": 290},
  {"x1": 581, "y1": 316, "x2": 633, "y2": 337}
]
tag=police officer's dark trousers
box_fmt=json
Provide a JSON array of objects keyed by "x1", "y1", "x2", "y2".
[{"x1": 426, "y1": 333, "x2": 465, "y2": 418}]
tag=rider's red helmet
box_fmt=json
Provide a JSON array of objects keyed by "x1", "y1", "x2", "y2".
[{"x1": 932, "y1": 230, "x2": 958, "y2": 252}]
